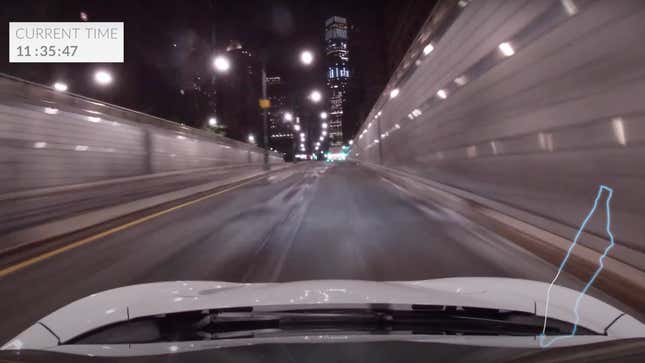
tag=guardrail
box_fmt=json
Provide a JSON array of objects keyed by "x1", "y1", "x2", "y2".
[
  {"x1": 0, "y1": 73, "x2": 284, "y2": 194},
  {"x1": 350, "y1": 0, "x2": 645, "y2": 273}
]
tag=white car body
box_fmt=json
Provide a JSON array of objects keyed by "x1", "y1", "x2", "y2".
[{"x1": 3, "y1": 277, "x2": 645, "y2": 357}]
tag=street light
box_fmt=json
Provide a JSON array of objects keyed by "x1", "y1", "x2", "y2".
[
  {"x1": 208, "y1": 117, "x2": 218, "y2": 127},
  {"x1": 319, "y1": 136, "x2": 324, "y2": 141},
  {"x1": 322, "y1": 122, "x2": 328, "y2": 129},
  {"x1": 300, "y1": 50, "x2": 314, "y2": 65},
  {"x1": 53, "y1": 82, "x2": 68, "y2": 92},
  {"x1": 423, "y1": 43, "x2": 434, "y2": 55},
  {"x1": 94, "y1": 70, "x2": 113, "y2": 86},
  {"x1": 389, "y1": 88, "x2": 399, "y2": 99},
  {"x1": 213, "y1": 55, "x2": 231, "y2": 72},
  {"x1": 294, "y1": 124, "x2": 301, "y2": 132},
  {"x1": 322, "y1": 130, "x2": 327, "y2": 136},
  {"x1": 498, "y1": 42, "x2": 515, "y2": 57},
  {"x1": 320, "y1": 111, "x2": 328, "y2": 119},
  {"x1": 309, "y1": 90, "x2": 322, "y2": 103},
  {"x1": 284, "y1": 112, "x2": 293, "y2": 122},
  {"x1": 248, "y1": 134, "x2": 255, "y2": 143}
]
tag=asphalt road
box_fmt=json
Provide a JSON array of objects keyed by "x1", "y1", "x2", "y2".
[{"x1": 0, "y1": 162, "x2": 626, "y2": 343}]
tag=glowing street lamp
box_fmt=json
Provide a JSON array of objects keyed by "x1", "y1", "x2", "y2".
[
  {"x1": 94, "y1": 70, "x2": 113, "y2": 86},
  {"x1": 208, "y1": 117, "x2": 218, "y2": 127},
  {"x1": 284, "y1": 112, "x2": 293, "y2": 122},
  {"x1": 320, "y1": 111, "x2": 328, "y2": 119},
  {"x1": 309, "y1": 90, "x2": 322, "y2": 103},
  {"x1": 53, "y1": 82, "x2": 68, "y2": 92},
  {"x1": 294, "y1": 124, "x2": 301, "y2": 132},
  {"x1": 423, "y1": 43, "x2": 434, "y2": 56},
  {"x1": 322, "y1": 122, "x2": 328, "y2": 129},
  {"x1": 498, "y1": 42, "x2": 515, "y2": 57},
  {"x1": 213, "y1": 55, "x2": 231, "y2": 72},
  {"x1": 248, "y1": 134, "x2": 255, "y2": 143},
  {"x1": 300, "y1": 50, "x2": 314, "y2": 65}
]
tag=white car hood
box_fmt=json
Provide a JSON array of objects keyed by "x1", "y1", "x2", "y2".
[{"x1": 3, "y1": 277, "x2": 645, "y2": 353}]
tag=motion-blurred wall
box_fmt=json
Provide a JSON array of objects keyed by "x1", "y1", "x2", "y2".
[
  {"x1": 0, "y1": 74, "x2": 283, "y2": 193},
  {"x1": 350, "y1": 0, "x2": 645, "y2": 269}
]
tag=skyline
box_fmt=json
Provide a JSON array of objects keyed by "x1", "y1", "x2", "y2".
[{"x1": 1, "y1": 0, "x2": 432, "y2": 159}]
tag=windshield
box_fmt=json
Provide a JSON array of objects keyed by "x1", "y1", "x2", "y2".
[{"x1": 1, "y1": 0, "x2": 645, "y2": 362}]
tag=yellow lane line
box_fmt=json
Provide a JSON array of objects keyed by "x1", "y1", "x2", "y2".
[{"x1": 0, "y1": 177, "x2": 261, "y2": 279}]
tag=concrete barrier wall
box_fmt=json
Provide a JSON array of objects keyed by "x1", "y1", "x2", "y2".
[
  {"x1": 350, "y1": 0, "x2": 645, "y2": 269},
  {"x1": 0, "y1": 74, "x2": 283, "y2": 193}
]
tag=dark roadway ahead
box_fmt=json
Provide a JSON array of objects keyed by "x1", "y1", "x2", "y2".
[{"x1": 0, "y1": 162, "x2": 621, "y2": 343}]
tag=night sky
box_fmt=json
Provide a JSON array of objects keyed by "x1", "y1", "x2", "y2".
[{"x1": 2, "y1": 0, "x2": 398, "y2": 143}]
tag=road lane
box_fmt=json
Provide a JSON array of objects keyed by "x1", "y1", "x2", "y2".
[{"x1": 0, "y1": 162, "x2": 623, "y2": 343}]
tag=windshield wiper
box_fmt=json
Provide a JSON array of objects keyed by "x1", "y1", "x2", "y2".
[{"x1": 69, "y1": 307, "x2": 599, "y2": 345}]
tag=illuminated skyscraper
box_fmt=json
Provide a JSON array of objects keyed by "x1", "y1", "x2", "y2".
[
  {"x1": 216, "y1": 40, "x2": 261, "y2": 142},
  {"x1": 325, "y1": 16, "x2": 350, "y2": 146},
  {"x1": 267, "y1": 75, "x2": 293, "y2": 155}
]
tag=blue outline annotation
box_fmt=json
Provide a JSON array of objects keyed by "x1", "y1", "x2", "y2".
[{"x1": 539, "y1": 185, "x2": 614, "y2": 348}]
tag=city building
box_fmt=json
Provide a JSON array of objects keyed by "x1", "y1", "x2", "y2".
[
  {"x1": 267, "y1": 75, "x2": 293, "y2": 155},
  {"x1": 324, "y1": 16, "x2": 350, "y2": 146},
  {"x1": 215, "y1": 40, "x2": 262, "y2": 142}
]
